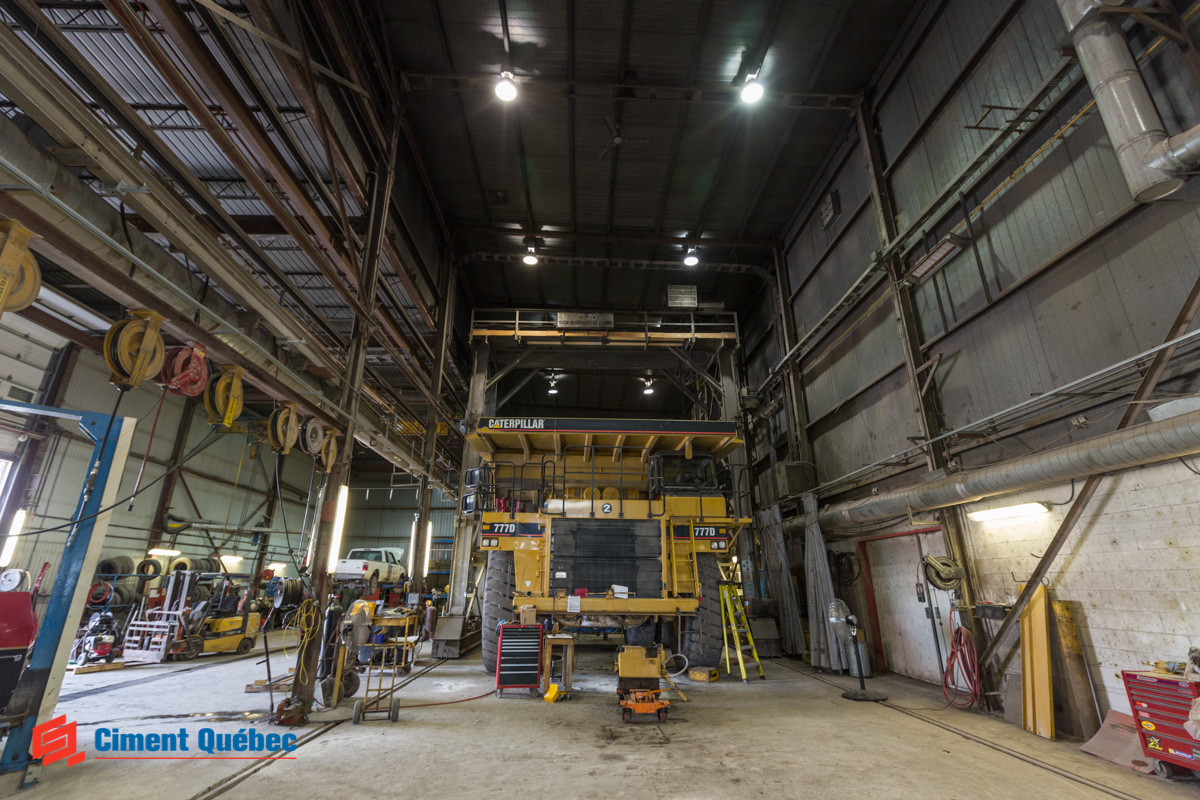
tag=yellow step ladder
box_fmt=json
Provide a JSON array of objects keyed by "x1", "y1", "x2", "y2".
[
  {"x1": 670, "y1": 521, "x2": 699, "y2": 594},
  {"x1": 719, "y1": 581, "x2": 764, "y2": 683}
]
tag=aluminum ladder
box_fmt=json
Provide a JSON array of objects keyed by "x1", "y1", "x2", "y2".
[{"x1": 719, "y1": 581, "x2": 764, "y2": 682}]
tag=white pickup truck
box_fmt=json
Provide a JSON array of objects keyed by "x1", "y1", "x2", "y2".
[{"x1": 332, "y1": 547, "x2": 407, "y2": 592}]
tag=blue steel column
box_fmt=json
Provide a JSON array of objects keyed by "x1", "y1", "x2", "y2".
[{"x1": 0, "y1": 404, "x2": 131, "y2": 787}]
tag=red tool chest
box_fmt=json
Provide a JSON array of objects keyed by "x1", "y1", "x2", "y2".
[{"x1": 1121, "y1": 670, "x2": 1200, "y2": 774}]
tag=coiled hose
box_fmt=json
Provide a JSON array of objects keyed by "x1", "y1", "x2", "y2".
[{"x1": 943, "y1": 614, "x2": 982, "y2": 709}]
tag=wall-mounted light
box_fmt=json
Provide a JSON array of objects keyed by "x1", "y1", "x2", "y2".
[
  {"x1": 906, "y1": 236, "x2": 963, "y2": 283},
  {"x1": 966, "y1": 502, "x2": 1049, "y2": 522},
  {"x1": 683, "y1": 246, "x2": 699, "y2": 267},
  {"x1": 219, "y1": 554, "x2": 244, "y2": 565},
  {"x1": 326, "y1": 484, "x2": 350, "y2": 572},
  {"x1": 643, "y1": 379, "x2": 655, "y2": 395},
  {"x1": 523, "y1": 245, "x2": 538, "y2": 265},
  {"x1": 147, "y1": 548, "x2": 181, "y2": 557},
  {"x1": 741, "y1": 75, "x2": 764, "y2": 104},
  {"x1": 266, "y1": 563, "x2": 287, "y2": 572},
  {"x1": 0, "y1": 509, "x2": 26, "y2": 567},
  {"x1": 495, "y1": 71, "x2": 518, "y2": 101}
]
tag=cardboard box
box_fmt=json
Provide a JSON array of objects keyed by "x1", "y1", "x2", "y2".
[
  {"x1": 519, "y1": 605, "x2": 537, "y2": 625},
  {"x1": 689, "y1": 667, "x2": 719, "y2": 682}
]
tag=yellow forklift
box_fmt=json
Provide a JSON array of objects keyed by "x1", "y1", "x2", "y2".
[
  {"x1": 179, "y1": 574, "x2": 261, "y2": 659},
  {"x1": 462, "y1": 417, "x2": 750, "y2": 672}
]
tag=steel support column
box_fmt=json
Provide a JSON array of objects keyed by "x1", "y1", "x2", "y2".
[
  {"x1": 717, "y1": 347, "x2": 759, "y2": 600},
  {"x1": 289, "y1": 139, "x2": 397, "y2": 716},
  {"x1": 854, "y1": 97, "x2": 984, "y2": 639},
  {"x1": 412, "y1": 262, "x2": 456, "y2": 598},
  {"x1": 449, "y1": 342, "x2": 494, "y2": 614}
]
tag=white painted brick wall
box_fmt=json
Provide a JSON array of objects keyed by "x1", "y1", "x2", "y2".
[{"x1": 965, "y1": 459, "x2": 1200, "y2": 716}]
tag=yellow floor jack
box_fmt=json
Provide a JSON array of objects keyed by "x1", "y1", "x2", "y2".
[{"x1": 616, "y1": 644, "x2": 687, "y2": 722}]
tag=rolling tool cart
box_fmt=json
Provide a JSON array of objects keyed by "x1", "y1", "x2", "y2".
[
  {"x1": 495, "y1": 624, "x2": 542, "y2": 697},
  {"x1": 1122, "y1": 669, "x2": 1200, "y2": 778},
  {"x1": 352, "y1": 610, "x2": 418, "y2": 724}
]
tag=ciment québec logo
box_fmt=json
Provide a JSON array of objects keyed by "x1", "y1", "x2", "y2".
[{"x1": 31, "y1": 716, "x2": 299, "y2": 767}]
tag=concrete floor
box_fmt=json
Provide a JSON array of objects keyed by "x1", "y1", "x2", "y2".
[{"x1": 7, "y1": 635, "x2": 1196, "y2": 800}]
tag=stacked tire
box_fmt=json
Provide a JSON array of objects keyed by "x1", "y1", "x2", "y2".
[{"x1": 95, "y1": 555, "x2": 135, "y2": 577}]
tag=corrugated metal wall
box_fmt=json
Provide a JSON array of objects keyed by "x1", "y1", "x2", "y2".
[
  {"x1": 740, "y1": 0, "x2": 1200, "y2": 703},
  {"x1": 749, "y1": 0, "x2": 1200, "y2": 490}
]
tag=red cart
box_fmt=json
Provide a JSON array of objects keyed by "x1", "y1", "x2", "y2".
[{"x1": 1121, "y1": 669, "x2": 1200, "y2": 779}]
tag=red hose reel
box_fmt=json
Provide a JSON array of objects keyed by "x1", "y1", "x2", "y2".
[{"x1": 160, "y1": 344, "x2": 209, "y2": 397}]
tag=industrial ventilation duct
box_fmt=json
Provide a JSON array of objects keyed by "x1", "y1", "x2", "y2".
[
  {"x1": 1056, "y1": 0, "x2": 1200, "y2": 201},
  {"x1": 818, "y1": 406, "x2": 1200, "y2": 528}
]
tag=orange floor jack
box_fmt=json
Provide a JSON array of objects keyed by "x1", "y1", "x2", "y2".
[
  {"x1": 618, "y1": 687, "x2": 669, "y2": 722},
  {"x1": 616, "y1": 644, "x2": 685, "y2": 723}
]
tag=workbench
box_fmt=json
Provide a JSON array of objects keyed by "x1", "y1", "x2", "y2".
[{"x1": 541, "y1": 633, "x2": 576, "y2": 699}]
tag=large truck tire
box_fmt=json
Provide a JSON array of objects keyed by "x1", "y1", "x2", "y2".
[
  {"x1": 481, "y1": 550, "x2": 515, "y2": 674},
  {"x1": 681, "y1": 557, "x2": 724, "y2": 667}
]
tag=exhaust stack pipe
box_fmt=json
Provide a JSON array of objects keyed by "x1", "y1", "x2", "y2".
[{"x1": 1056, "y1": 0, "x2": 1184, "y2": 202}]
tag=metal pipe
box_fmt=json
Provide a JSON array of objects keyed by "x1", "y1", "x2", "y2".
[
  {"x1": 818, "y1": 406, "x2": 1200, "y2": 528},
  {"x1": 1146, "y1": 124, "x2": 1200, "y2": 172},
  {"x1": 1055, "y1": 0, "x2": 1183, "y2": 201}
]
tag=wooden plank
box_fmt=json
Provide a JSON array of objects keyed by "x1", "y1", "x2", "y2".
[
  {"x1": 71, "y1": 661, "x2": 126, "y2": 675},
  {"x1": 1052, "y1": 599, "x2": 1102, "y2": 741},
  {"x1": 1020, "y1": 584, "x2": 1054, "y2": 740}
]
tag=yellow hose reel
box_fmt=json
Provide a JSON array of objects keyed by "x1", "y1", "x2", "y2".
[
  {"x1": 104, "y1": 310, "x2": 165, "y2": 388},
  {"x1": 265, "y1": 402, "x2": 301, "y2": 453},
  {"x1": 203, "y1": 365, "x2": 245, "y2": 427},
  {"x1": 318, "y1": 431, "x2": 338, "y2": 474},
  {"x1": 0, "y1": 220, "x2": 41, "y2": 321}
]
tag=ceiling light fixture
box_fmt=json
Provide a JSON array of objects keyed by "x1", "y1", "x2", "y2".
[
  {"x1": 266, "y1": 563, "x2": 287, "y2": 572},
  {"x1": 523, "y1": 245, "x2": 538, "y2": 265},
  {"x1": 741, "y1": 75, "x2": 764, "y2": 104},
  {"x1": 643, "y1": 379, "x2": 655, "y2": 395},
  {"x1": 683, "y1": 246, "x2": 699, "y2": 267},
  {"x1": 219, "y1": 554, "x2": 244, "y2": 564},
  {"x1": 548, "y1": 377, "x2": 559, "y2": 395},
  {"x1": 147, "y1": 548, "x2": 181, "y2": 557},
  {"x1": 495, "y1": 71, "x2": 518, "y2": 101},
  {"x1": 966, "y1": 502, "x2": 1049, "y2": 523}
]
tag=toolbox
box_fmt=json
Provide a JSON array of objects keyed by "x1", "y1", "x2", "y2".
[{"x1": 1120, "y1": 669, "x2": 1200, "y2": 774}]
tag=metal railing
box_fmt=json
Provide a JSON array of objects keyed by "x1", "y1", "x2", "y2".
[{"x1": 472, "y1": 445, "x2": 753, "y2": 521}]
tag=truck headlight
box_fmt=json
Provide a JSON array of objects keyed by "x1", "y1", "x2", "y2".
[{"x1": 710, "y1": 542, "x2": 719, "y2": 550}]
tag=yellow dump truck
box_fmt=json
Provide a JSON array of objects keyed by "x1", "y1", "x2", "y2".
[{"x1": 462, "y1": 417, "x2": 750, "y2": 672}]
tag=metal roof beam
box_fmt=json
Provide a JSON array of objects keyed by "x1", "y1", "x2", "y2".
[
  {"x1": 460, "y1": 225, "x2": 775, "y2": 251},
  {"x1": 401, "y1": 72, "x2": 857, "y2": 111}
]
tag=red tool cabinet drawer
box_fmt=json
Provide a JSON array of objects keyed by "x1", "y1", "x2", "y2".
[{"x1": 1122, "y1": 670, "x2": 1200, "y2": 772}]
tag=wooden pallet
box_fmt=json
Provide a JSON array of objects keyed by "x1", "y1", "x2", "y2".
[{"x1": 245, "y1": 667, "x2": 295, "y2": 693}]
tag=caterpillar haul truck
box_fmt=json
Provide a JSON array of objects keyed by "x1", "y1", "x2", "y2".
[{"x1": 462, "y1": 417, "x2": 751, "y2": 672}]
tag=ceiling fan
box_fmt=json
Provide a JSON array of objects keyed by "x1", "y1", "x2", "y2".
[{"x1": 599, "y1": 117, "x2": 649, "y2": 159}]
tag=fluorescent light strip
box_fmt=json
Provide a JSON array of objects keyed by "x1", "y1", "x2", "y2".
[{"x1": 966, "y1": 502, "x2": 1049, "y2": 522}]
